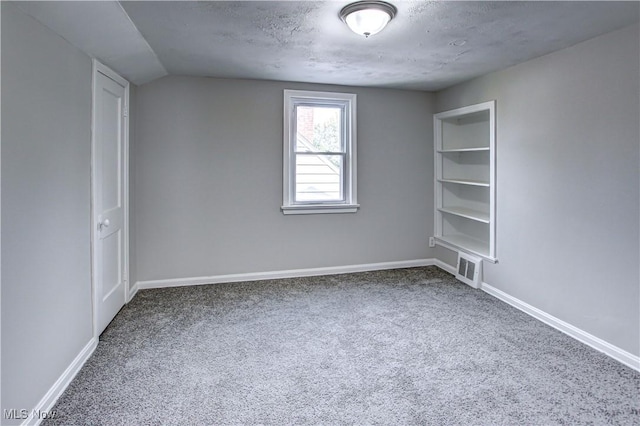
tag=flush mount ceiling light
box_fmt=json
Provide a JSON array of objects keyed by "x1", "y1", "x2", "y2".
[{"x1": 339, "y1": 1, "x2": 397, "y2": 38}]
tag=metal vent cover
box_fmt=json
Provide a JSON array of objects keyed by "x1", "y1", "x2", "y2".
[{"x1": 456, "y1": 252, "x2": 482, "y2": 288}]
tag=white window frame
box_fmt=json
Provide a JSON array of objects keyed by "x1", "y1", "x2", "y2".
[{"x1": 282, "y1": 89, "x2": 359, "y2": 215}]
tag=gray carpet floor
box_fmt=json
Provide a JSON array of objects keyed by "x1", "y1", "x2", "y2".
[{"x1": 45, "y1": 267, "x2": 639, "y2": 425}]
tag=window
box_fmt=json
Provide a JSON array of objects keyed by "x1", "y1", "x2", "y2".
[{"x1": 282, "y1": 90, "x2": 358, "y2": 215}]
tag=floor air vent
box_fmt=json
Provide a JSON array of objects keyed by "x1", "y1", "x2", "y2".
[{"x1": 456, "y1": 252, "x2": 482, "y2": 289}]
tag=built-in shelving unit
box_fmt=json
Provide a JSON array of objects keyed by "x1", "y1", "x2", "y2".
[{"x1": 434, "y1": 101, "x2": 496, "y2": 262}]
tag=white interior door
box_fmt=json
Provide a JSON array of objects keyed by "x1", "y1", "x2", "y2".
[{"x1": 93, "y1": 62, "x2": 128, "y2": 336}]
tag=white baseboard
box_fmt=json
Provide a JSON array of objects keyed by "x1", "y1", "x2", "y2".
[
  {"x1": 432, "y1": 259, "x2": 456, "y2": 275},
  {"x1": 22, "y1": 338, "x2": 98, "y2": 426},
  {"x1": 481, "y1": 282, "x2": 640, "y2": 372},
  {"x1": 136, "y1": 259, "x2": 436, "y2": 290},
  {"x1": 127, "y1": 281, "x2": 139, "y2": 302}
]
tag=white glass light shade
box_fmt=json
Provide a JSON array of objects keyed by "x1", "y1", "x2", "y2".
[
  {"x1": 345, "y1": 9, "x2": 391, "y2": 38},
  {"x1": 339, "y1": 1, "x2": 397, "y2": 38}
]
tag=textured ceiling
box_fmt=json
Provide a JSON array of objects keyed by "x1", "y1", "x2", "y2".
[{"x1": 16, "y1": 1, "x2": 640, "y2": 90}]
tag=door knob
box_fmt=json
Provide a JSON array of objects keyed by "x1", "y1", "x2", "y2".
[{"x1": 99, "y1": 219, "x2": 110, "y2": 230}]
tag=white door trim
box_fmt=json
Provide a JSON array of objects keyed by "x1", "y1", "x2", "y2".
[{"x1": 91, "y1": 59, "x2": 130, "y2": 339}]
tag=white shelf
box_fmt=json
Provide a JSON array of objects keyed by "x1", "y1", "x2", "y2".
[
  {"x1": 434, "y1": 100, "x2": 496, "y2": 261},
  {"x1": 438, "y1": 147, "x2": 489, "y2": 153},
  {"x1": 438, "y1": 206, "x2": 489, "y2": 223},
  {"x1": 437, "y1": 234, "x2": 491, "y2": 260},
  {"x1": 439, "y1": 178, "x2": 490, "y2": 187}
]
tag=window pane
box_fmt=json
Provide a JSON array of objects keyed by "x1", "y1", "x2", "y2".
[
  {"x1": 295, "y1": 154, "x2": 343, "y2": 202},
  {"x1": 295, "y1": 106, "x2": 342, "y2": 153}
]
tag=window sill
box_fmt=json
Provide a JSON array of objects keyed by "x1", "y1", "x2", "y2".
[{"x1": 281, "y1": 204, "x2": 360, "y2": 215}]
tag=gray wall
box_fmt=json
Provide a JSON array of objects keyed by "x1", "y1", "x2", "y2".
[
  {"x1": 1, "y1": 2, "x2": 93, "y2": 420},
  {"x1": 436, "y1": 24, "x2": 640, "y2": 356},
  {"x1": 133, "y1": 77, "x2": 435, "y2": 282}
]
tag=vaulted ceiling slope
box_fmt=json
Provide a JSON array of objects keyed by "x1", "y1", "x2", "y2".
[{"x1": 15, "y1": 1, "x2": 640, "y2": 90}]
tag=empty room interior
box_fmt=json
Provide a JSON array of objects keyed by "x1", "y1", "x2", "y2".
[{"x1": 1, "y1": 0, "x2": 640, "y2": 424}]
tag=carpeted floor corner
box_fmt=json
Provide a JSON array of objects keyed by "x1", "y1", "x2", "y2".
[{"x1": 44, "y1": 266, "x2": 640, "y2": 425}]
